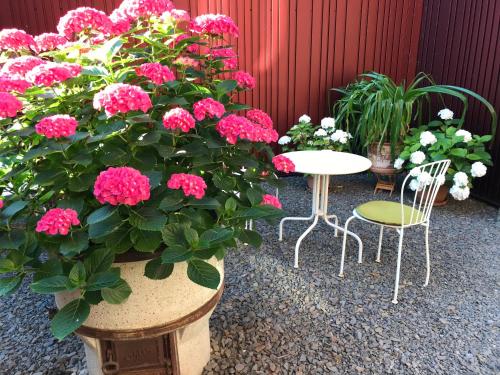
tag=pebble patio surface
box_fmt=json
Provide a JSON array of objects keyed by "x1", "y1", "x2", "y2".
[{"x1": 1, "y1": 175, "x2": 499, "y2": 374}]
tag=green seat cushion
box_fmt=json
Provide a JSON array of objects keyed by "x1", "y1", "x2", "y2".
[{"x1": 355, "y1": 200, "x2": 424, "y2": 226}]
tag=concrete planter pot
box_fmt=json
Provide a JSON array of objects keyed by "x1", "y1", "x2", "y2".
[{"x1": 55, "y1": 256, "x2": 224, "y2": 375}]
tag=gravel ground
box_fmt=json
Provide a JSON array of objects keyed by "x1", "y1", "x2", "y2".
[{"x1": 1, "y1": 174, "x2": 499, "y2": 374}]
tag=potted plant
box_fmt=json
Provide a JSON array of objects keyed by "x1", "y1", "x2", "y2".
[
  {"x1": 394, "y1": 108, "x2": 495, "y2": 205},
  {"x1": 0, "y1": 2, "x2": 293, "y2": 373},
  {"x1": 278, "y1": 114, "x2": 352, "y2": 189},
  {"x1": 332, "y1": 72, "x2": 497, "y2": 174}
]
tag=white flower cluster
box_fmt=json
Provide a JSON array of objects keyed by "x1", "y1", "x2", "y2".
[
  {"x1": 314, "y1": 128, "x2": 327, "y2": 137},
  {"x1": 394, "y1": 158, "x2": 404, "y2": 169},
  {"x1": 409, "y1": 170, "x2": 433, "y2": 192},
  {"x1": 320, "y1": 117, "x2": 336, "y2": 129},
  {"x1": 455, "y1": 129, "x2": 472, "y2": 142},
  {"x1": 410, "y1": 151, "x2": 426, "y2": 165},
  {"x1": 420, "y1": 131, "x2": 437, "y2": 146},
  {"x1": 278, "y1": 135, "x2": 291, "y2": 145},
  {"x1": 330, "y1": 129, "x2": 352, "y2": 144},
  {"x1": 471, "y1": 161, "x2": 487, "y2": 177},
  {"x1": 450, "y1": 171, "x2": 470, "y2": 200},
  {"x1": 298, "y1": 114, "x2": 311, "y2": 123},
  {"x1": 438, "y1": 108, "x2": 454, "y2": 120}
]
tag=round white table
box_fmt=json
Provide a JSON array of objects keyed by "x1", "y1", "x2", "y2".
[{"x1": 278, "y1": 150, "x2": 372, "y2": 268}]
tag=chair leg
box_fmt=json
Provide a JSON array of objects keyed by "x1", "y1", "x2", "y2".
[
  {"x1": 375, "y1": 226, "x2": 384, "y2": 263},
  {"x1": 424, "y1": 224, "x2": 430, "y2": 287},
  {"x1": 339, "y1": 216, "x2": 356, "y2": 277},
  {"x1": 392, "y1": 229, "x2": 404, "y2": 304}
]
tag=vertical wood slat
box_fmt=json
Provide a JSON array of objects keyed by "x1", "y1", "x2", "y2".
[{"x1": 417, "y1": 0, "x2": 500, "y2": 206}]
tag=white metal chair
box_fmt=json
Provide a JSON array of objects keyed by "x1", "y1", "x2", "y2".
[{"x1": 339, "y1": 159, "x2": 451, "y2": 304}]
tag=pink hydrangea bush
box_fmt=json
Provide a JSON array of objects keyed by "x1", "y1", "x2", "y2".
[{"x1": 0, "y1": 1, "x2": 285, "y2": 340}]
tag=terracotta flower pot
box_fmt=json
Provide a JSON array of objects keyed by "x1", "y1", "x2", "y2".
[
  {"x1": 55, "y1": 256, "x2": 224, "y2": 375},
  {"x1": 367, "y1": 142, "x2": 399, "y2": 174},
  {"x1": 416, "y1": 185, "x2": 449, "y2": 207}
]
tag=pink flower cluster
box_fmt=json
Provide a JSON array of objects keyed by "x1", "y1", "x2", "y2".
[
  {"x1": 93, "y1": 83, "x2": 152, "y2": 116},
  {"x1": 162, "y1": 108, "x2": 196, "y2": 132},
  {"x1": 94, "y1": 167, "x2": 151, "y2": 206},
  {"x1": 189, "y1": 14, "x2": 239, "y2": 37},
  {"x1": 34, "y1": 33, "x2": 67, "y2": 52},
  {"x1": 0, "y1": 76, "x2": 31, "y2": 93},
  {"x1": 211, "y1": 48, "x2": 237, "y2": 69},
  {"x1": 261, "y1": 194, "x2": 282, "y2": 209},
  {"x1": 26, "y1": 62, "x2": 81, "y2": 87},
  {"x1": 272, "y1": 155, "x2": 295, "y2": 173},
  {"x1": 193, "y1": 98, "x2": 225, "y2": 121},
  {"x1": 216, "y1": 114, "x2": 277, "y2": 144},
  {"x1": 0, "y1": 56, "x2": 45, "y2": 79},
  {"x1": 35, "y1": 115, "x2": 78, "y2": 138},
  {"x1": 117, "y1": 0, "x2": 174, "y2": 20},
  {"x1": 167, "y1": 173, "x2": 207, "y2": 199},
  {"x1": 0, "y1": 92, "x2": 23, "y2": 119},
  {"x1": 174, "y1": 56, "x2": 200, "y2": 68},
  {"x1": 57, "y1": 7, "x2": 113, "y2": 39},
  {"x1": 135, "y1": 62, "x2": 175, "y2": 85},
  {"x1": 0, "y1": 199, "x2": 3, "y2": 209},
  {"x1": 36, "y1": 208, "x2": 80, "y2": 236},
  {"x1": 247, "y1": 109, "x2": 273, "y2": 129},
  {"x1": 0, "y1": 28, "x2": 35, "y2": 51},
  {"x1": 233, "y1": 71, "x2": 255, "y2": 89},
  {"x1": 162, "y1": 9, "x2": 190, "y2": 22},
  {"x1": 109, "y1": 9, "x2": 131, "y2": 35}
]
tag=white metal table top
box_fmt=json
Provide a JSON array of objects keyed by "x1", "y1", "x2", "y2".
[{"x1": 280, "y1": 150, "x2": 372, "y2": 175}]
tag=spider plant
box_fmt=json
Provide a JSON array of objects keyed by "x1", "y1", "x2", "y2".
[{"x1": 332, "y1": 72, "x2": 497, "y2": 158}]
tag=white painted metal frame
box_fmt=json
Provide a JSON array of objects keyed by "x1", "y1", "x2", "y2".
[
  {"x1": 279, "y1": 174, "x2": 364, "y2": 268},
  {"x1": 339, "y1": 159, "x2": 451, "y2": 304}
]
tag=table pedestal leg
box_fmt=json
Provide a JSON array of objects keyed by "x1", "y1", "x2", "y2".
[{"x1": 283, "y1": 175, "x2": 363, "y2": 269}]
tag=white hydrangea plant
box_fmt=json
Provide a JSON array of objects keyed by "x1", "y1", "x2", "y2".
[{"x1": 395, "y1": 111, "x2": 494, "y2": 201}]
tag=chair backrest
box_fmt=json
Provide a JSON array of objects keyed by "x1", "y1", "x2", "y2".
[{"x1": 400, "y1": 159, "x2": 451, "y2": 226}]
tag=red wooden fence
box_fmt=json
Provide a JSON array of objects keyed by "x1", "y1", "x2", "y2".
[
  {"x1": 417, "y1": 0, "x2": 500, "y2": 206},
  {"x1": 0, "y1": 0, "x2": 424, "y2": 137}
]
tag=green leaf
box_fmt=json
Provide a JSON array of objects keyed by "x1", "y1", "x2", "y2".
[
  {"x1": 186, "y1": 197, "x2": 221, "y2": 210},
  {"x1": 184, "y1": 227, "x2": 199, "y2": 247},
  {"x1": 31, "y1": 275, "x2": 72, "y2": 294},
  {"x1": 216, "y1": 80, "x2": 237, "y2": 95},
  {"x1": 50, "y1": 298, "x2": 90, "y2": 340},
  {"x1": 187, "y1": 260, "x2": 221, "y2": 289},
  {"x1": 33, "y1": 259, "x2": 63, "y2": 282},
  {"x1": 84, "y1": 290, "x2": 103, "y2": 305},
  {"x1": 1, "y1": 201, "x2": 28, "y2": 218},
  {"x1": 161, "y1": 245, "x2": 193, "y2": 263},
  {"x1": 225, "y1": 197, "x2": 238, "y2": 212},
  {"x1": 199, "y1": 228, "x2": 234, "y2": 248},
  {"x1": 88, "y1": 212, "x2": 123, "y2": 240},
  {"x1": 57, "y1": 198, "x2": 84, "y2": 214},
  {"x1": 449, "y1": 148, "x2": 468, "y2": 158},
  {"x1": 84, "y1": 248, "x2": 114, "y2": 275},
  {"x1": 237, "y1": 229, "x2": 263, "y2": 247},
  {"x1": 82, "y1": 66, "x2": 110, "y2": 76},
  {"x1": 0, "y1": 259, "x2": 17, "y2": 273},
  {"x1": 69, "y1": 262, "x2": 86, "y2": 287},
  {"x1": 144, "y1": 258, "x2": 174, "y2": 280},
  {"x1": 159, "y1": 193, "x2": 184, "y2": 212},
  {"x1": 60, "y1": 232, "x2": 89, "y2": 257},
  {"x1": 162, "y1": 223, "x2": 189, "y2": 246},
  {"x1": 68, "y1": 173, "x2": 97, "y2": 192},
  {"x1": 213, "y1": 174, "x2": 236, "y2": 191},
  {"x1": 86, "y1": 269, "x2": 120, "y2": 291},
  {"x1": 0, "y1": 276, "x2": 22, "y2": 296},
  {"x1": 130, "y1": 229, "x2": 162, "y2": 252},
  {"x1": 129, "y1": 208, "x2": 167, "y2": 231},
  {"x1": 105, "y1": 226, "x2": 133, "y2": 254},
  {"x1": 233, "y1": 206, "x2": 283, "y2": 220},
  {"x1": 101, "y1": 279, "x2": 131, "y2": 304},
  {"x1": 246, "y1": 188, "x2": 263, "y2": 206},
  {"x1": 87, "y1": 206, "x2": 117, "y2": 225}
]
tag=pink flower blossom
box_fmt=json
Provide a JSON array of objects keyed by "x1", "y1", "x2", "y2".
[
  {"x1": 162, "y1": 9, "x2": 190, "y2": 22},
  {"x1": 167, "y1": 173, "x2": 207, "y2": 199},
  {"x1": 162, "y1": 107, "x2": 196, "y2": 132},
  {"x1": 247, "y1": 109, "x2": 273, "y2": 129},
  {"x1": 261, "y1": 194, "x2": 282, "y2": 209},
  {"x1": 211, "y1": 48, "x2": 237, "y2": 69},
  {"x1": 26, "y1": 62, "x2": 81, "y2": 87},
  {"x1": 36, "y1": 208, "x2": 80, "y2": 236},
  {"x1": 35, "y1": 115, "x2": 78, "y2": 138},
  {"x1": 57, "y1": 7, "x2": 113, "y2": 39},
  {"x1": 135, "y1": 62, "x2": 175, "y2": 85},
  {"x1": 272, "y1": 155, "x2": 295, "y2": 173},
  {"x1": 233, "y1": 70, "x2": 255, "y2": 89},
  {"x1": 216, "y1": 114, "x2": 278, "y2": 144},
  {"x1": 193, "y1": 98, "x2": 225, "y2": 121},
  {"x1": 34, "y1": 33, "x2": 67, "y2": 52},
  {"x1": 0, "y1": 92, "x2": 23, "y2": 119},
  {"x1": 173, "y1": 56, "x2": 200, "y2": 68},
  {"x1": 94, "y1": 167, "x2": 150, "y2": 206},
  {"x1": 0, "y1": 56, "x2": 46, "y2": 79},
  {"x1": 117, "y1": 0, "x2": 174, "y2": 20},
  {"x1": 110, "y1": 9, "x2": 132, "y2": 35},
  {"x1": 0, "y1": 199, "x2": 3, "y2": 209},
  {"x1": 0, "y1": 76, "x2": 31, "y2": 93},
  {"x1": 93, "y1": 83, "x2": 152, "y2": 116},
  {"x1": 0, "y1": 29, "x2": 35, "y2": 51},
  {"x1": 189, "y1": 14, "x2": 239, "y2": 37}
]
